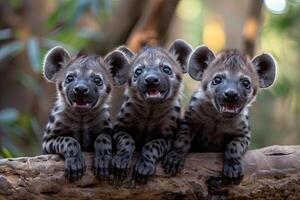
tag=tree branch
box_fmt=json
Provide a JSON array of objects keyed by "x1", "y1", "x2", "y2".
[
  {"x1": 126, "y1": 0, "x2": 179, "y2": 51},
  {"x1": 0, "y1": 145, "x2": 299, "y2": 199}
]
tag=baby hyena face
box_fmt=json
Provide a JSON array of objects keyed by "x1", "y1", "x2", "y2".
[
  {"x1": 44, "y1": 47, "x2": 111, "y2": 113},
  {"x1": 189, "y1": 47, "x2": 276, "y2": 117},
  {"x1": 128, "y1": 47, "x2": 184, "y2": 104}
]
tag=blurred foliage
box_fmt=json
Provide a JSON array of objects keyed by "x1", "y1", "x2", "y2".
[
  {"x1": 0, "y1": 108, "x2": 40, "y2": 158},
  {"x1": 251, "y1": 0, "x2": 300, "y2": 148},
  {"x1": 0, "y1": 0, "x2": 112, "y2": 158}
]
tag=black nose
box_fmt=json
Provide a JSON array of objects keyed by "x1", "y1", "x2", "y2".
[
  {"x1": 144, "y1": 75, "x2": 160, "y2": 86},
  {"x1": 73, "y1": 84, "x2": 89, "y2": 95},
  {"x1": 223, "y1": 90, "x2": 240, "y2": 102}
]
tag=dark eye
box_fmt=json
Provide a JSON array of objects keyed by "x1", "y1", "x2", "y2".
[
  {"x1": 242, "y1": 80, "x2": 251, "y2": 89},
  {"x1": 212, "y1": 76, "x2": 222, "y2": 85},
  {"x1": 94, "y1": 76, "x2": 103, "y2": 86},
  {"x1": 65, "y1": 75, "x2": 74, "y2": 84},
  {"x1": 134, "y1": 68, "x2": 143, "y2": 78},
  {"x1": 162, "y1": 65, "x2": 172, "y2": 75}
]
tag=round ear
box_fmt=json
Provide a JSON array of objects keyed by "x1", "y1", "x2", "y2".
[
  {"x1": 188, "y1": 45, "x2": 215, "y2": 81},
  {"x1": 117, "y1": 46, "x2": 135, "y2": 60},
  {"x1": 252, "y1": 53, "x2": 277, "y2": 88},
  {"x1": 43, "y1": 46, "x2": 71, "y2": 82},
  {"x1": 104, "y1": 50, "x2": 130, "y2": 86},
  {"x1": 168, "y1": 39, "x2": 193, "y2": 73}
]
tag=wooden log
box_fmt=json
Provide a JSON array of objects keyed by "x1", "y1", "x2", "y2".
[{"x1": 0, "y1": 145, "x2": 300, "y2": 200}]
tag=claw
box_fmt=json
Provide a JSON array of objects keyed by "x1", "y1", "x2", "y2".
[
  {"x1": 64, "y1": 154, "x2": 86, "y2": 181},
  {"x1": 162, "y1": 151, "x2": 185, "y2": 176}
]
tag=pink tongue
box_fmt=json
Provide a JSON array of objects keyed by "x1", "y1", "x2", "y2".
[
  {"x1": 76, "y1": 99, "x2": 87, "y2": 106},
  {"x1": 225, "y1": 104, "x2": 236, "y2": 110},
  {"x1": 149, "y1": 90, "x2": 159, "y2": 95}
]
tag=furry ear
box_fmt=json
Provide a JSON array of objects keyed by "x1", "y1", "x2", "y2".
[
  {"x1": 104, "y1": 50, "x2": 130, "y2": 86},
  {"x1": 252, "y1": 53, "x2": 277, "y2": 88},
  {"x1": 43, "y1": 46, "x2": 71, "y2": 82},
  {"x1": 168, "y1": 39, "x2": 193, "y2": 73},
  {"x1": 188, "y1": 45, "x2": 215, "y2": 81},
  {"x1": 117, "y1": 46, "x2": 135, "y2": 60}
]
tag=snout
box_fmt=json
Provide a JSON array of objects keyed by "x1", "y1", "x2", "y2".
[
  {"x1": 144, "y1": 75, "x2": 160, "y2": 87},
  {"x1": 140, "y1": 74, "x2": 169, "y2": 103},
  {"x1": 214, "y1": 89, "x2": 243, "y2": 116},
  {"x1": 68, "y1": 84, "x2": 95, "y2": 112},
  {"x1": 222, "y1": 90, "x2": 240, "y2": 103},
  {"x1": 73, "y1": 84, "x2": 90, "y2": 96}
]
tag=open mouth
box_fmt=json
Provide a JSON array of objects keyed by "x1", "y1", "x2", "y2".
[
  {"x1": 146, "y1": 88, "x2": 163, "y2": 98},
  {"x1": 220, "y1": 103, "x2": 241, "y2": 114},
  {"x1": 71, "y1": 98, "x2": 92, "y2": 111},
  {"x1": 143, "y1": 87, "x2": 167, "y2": 102}
]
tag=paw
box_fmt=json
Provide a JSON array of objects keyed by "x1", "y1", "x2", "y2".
[
  {"x1": 94, "y1": 154, "x2": 111, "y2": 180},
  {"x1": 132, "y1": 160, "x2": 156, "y2": 184},
  {"x1": 110, "y1": 154, "x2": 131, "y2": 181},
  {"x1": 223, "y1": 160, "x2": 244, "y2": 185},
  {"x1": 65, "y1": 154, "x2": 86, "y2": 181},
  {"x1": 162, "y1": 151, "x2": 185, "y2": 176}
]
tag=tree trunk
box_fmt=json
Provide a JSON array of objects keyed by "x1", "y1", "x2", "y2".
[
  {"x1": 242, "y1": 0, "x2": 263, "y2": 57},
  {"x1": 0, "y1": 145, "x2": 299, "y2": 200}
]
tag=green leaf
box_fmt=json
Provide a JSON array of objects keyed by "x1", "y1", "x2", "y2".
[
  {"x1": 27, "y1": 37, "x2": 41, "y2": 72},
  {"x1": 46, "y1": 0, "x2": 76, "y2": 29},
  {"x1": 0, "y1": 147, "x2": 14, "y2": 158},
  {"x1": 0, "y1": 108, "x2": 19, "y2": 124},
  {"x1": 0, "y1": 41, "x2": 24, "y2": 62}
]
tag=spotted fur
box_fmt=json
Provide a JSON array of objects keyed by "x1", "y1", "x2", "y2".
[
  {"x1": 42, "y1": 46, "x2": 116, "y2": 181},
  {"x1": 106, "y1": 40, "x2": 192, "y2": 184},
  {"x1": 163, "y1": 46, "x2": 277, "y2": 186}
]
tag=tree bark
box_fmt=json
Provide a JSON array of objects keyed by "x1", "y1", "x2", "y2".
[
  {"x1": 0, "y1": 145, "x2": 300, "y2": 200},
  {"x1": 126, "y1": 0, "x2": 179, "y2": 52},
  {"x1": 242, "y1": 0, "x2": 263, "y2": 57}
]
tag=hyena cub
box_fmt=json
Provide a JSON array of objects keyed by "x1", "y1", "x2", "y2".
[
  {"x1": 163, "y1": 46, "x2": 276, "y2": 185},
  {"x1": 42, "y1": 46, "x2": 116, "y2": 181},
  {"x1": 105, "y1": 40, "x2": 192, "y2": 184}
]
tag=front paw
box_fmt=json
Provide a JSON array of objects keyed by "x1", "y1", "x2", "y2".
[
  {"x1": 65, "y1": 154, "x2": 86, "y2": 181},
  {"x1": 110, "y1": 154, "x2": 131, "y2": 181},
  {"x1": 94, "y1": 154, "x2": 111, "y2": 180},
  {"x1": 223, "y1": 159, "x2": 243, "y2": 185},
  {"x1": 132, "y1": 159, "x2": 156, "y2": 184},
  {"x1": 162, "y1": 151, "x2": 185, "y2": 176}
]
